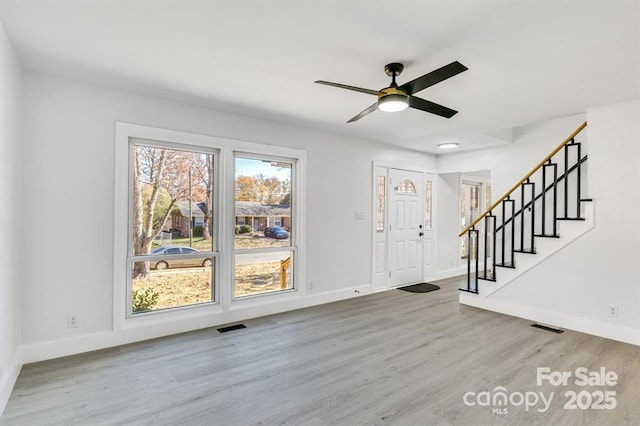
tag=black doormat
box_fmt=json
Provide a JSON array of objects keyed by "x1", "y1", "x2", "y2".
[{"x1": 398, "y1": 283, "x2": 441, "y2": 293}]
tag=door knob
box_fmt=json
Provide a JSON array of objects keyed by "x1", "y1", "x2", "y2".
[{"x1": 419, "y1": 232, "x2": 424, "y2": 237}]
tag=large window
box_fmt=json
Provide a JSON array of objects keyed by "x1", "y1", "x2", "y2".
[
  {"x1": 234, "y1": 155, "x2": 295, "y2": 297},
  {"x1": 128, "y1": 139, "x2": 217, "y2": 314},
  {"x1": 116, "y1": 123, "x2": 305, "y2": 322}
]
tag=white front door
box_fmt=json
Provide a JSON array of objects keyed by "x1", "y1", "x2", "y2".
[{"x1": 389, "y1": 169, "x2": 424, "y2": 286}]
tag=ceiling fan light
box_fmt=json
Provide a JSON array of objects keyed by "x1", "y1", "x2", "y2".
[
  {"x1": 438, "y1": 142, "x2": 459, "y2": 150},
  {"x1": 378, "y1": 94, "x2": 409, "y2": 112}
]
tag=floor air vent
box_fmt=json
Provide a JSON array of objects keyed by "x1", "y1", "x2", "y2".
[
  {"x1": 531, "y1": 323, "x2": 564, "y2": 334},
  {"x1": 217, "y1": 324, "x2": 247, "y2": 333}
]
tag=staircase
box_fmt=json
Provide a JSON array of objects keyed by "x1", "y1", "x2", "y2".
[{"x1": 459, "y1": 121, "x2": 593, "y2": 298}]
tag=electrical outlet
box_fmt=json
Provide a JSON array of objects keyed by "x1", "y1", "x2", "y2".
[
  {"x1": 607, "y1": 305, "x2": 619, "y2": 318},
  {"x1": 67, "y1": 314, "x2": 79, "y2": 328},
  {"x1": 308, "y1": 280, "x2": 314, "y2": 289}
]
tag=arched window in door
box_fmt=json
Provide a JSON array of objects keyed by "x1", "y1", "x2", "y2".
[{"x1": 397, "y1": 179, "x2": 416, "y2": 194}]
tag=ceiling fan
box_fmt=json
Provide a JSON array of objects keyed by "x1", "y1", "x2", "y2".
[{"x1": 315, "y1": 61, "x2": 468, "y2": 123}]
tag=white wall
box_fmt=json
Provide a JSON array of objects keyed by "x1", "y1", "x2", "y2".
[
  {"x1": 444, "y1": 103, "x2": 640, "y2": 343},
  {"x1": 0, "y1": 21, "x2": 23, "y2": 414},
  {"x1": 20, "y1": 72, "x2": 437, "y2": 359},
  {"x1": 436, "y1": 173, "x2": 461, "y2": 276}
]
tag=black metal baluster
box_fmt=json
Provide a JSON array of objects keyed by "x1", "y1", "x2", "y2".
[
  {"x1": 473, "y1": 229, "x2": 479, "y2": 293},
  {"x1": 552, "y1": 162, "x2": 558, "y2": 235},
  {"x1": 501, "y1": 199, "x2": 506, "y2": 265},
  {"x1": 516, "y1": 180, "x2": 535, "y2": 253},
  {"x1": 507, "y1": 198, "x2": 515, "y2": 267},
  {"x1": 563, "y1": 141, "x2": 571, "y2": 218},
  {"x1": 478, "y1": 214, "x2": 497, "y2": 281},
  {"x1": 483, "y1": 215, "x2": 489, "y2": 280},
  {"x1": 466, "y1": 228, "x2": 473, "y2": 292},
  {"x1": 530, "y1": 181, "x2": 535, "y2": 251},
  {"x1": 539, "y1": 161, "x2": 559, "y2": 237},
  {"x1": 497, "y1": 197, "x2": 516, "y2": 268},
  {"x1": 541, "y1": 162, "x2": 547, "y2": 234},
  {"x1": 520, "y1": 182, "x2": 526, "y2": 252},
  {"x1": 464, "y1": 228, "x2": 479, "y2": 294},
  {"x1": 491, "y1": 214, "x2": 497, "y2": 279},
  {"x1": 576, "y1": 142, "x2": 582, "y2": 219}
]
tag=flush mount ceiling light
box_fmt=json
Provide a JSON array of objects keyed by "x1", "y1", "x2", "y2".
[{"x1": 438, "y1": 142, "x2": 459, "y2": 150}]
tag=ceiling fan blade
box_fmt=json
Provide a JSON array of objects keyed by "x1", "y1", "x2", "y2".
[
  {"x1": 347, "y1": 103, "x2": 379, "y2": 123},
  {"x1": 409, "y1": 96, "x2": 458, "y2": 118},
  {"x1": 399, "y1": 61, "x2": 468, "y2": 95},
  {"x1": 315, "y1": 80, "x2": 379, "y2": 96}
]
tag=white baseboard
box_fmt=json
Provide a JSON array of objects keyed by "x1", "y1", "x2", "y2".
[
  {"x1": 20, "y1": 284, "x2": 373, "y2": 364},
  {"x1": 0, "y1": 351, "x2": 22, "y2": 418},
  {"x1": 460, "y1": 293, "x2": 640, "y2": 346},
  {"x1": 434, "y1": 267, "x2": 466, "y2": 281}
]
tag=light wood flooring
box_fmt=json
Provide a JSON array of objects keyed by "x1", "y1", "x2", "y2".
[{"x1": 2, "y1": 277, "x2": 640, "y2": 425}]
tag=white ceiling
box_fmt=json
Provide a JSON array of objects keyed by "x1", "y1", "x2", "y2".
[{"x1": 1, "y1": 0, "x2": 638, "y2": 153}]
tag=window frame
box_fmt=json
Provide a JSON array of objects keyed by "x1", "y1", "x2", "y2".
[
  {"x1": 126, "y1": 137, "x2": 220, "y2": 317},
  {"x1": 114, "y1": 123, "x2": 307, "y2": 329},
  {"x1": 232, "y1": 151, "x2": 298, "y2": 299}
]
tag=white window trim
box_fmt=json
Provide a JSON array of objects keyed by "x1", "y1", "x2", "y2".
[{"x1": 114, "y1": 122, "x2": 307, "y2": 331}]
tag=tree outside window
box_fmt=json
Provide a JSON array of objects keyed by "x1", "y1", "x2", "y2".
[{"x1": 129, "y1": 141, "x2": 216, "y2": 313}]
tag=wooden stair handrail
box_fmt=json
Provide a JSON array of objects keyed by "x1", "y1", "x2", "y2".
[{"x1": 458, "y1": 121, "x2": 588, "y2": 237}]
